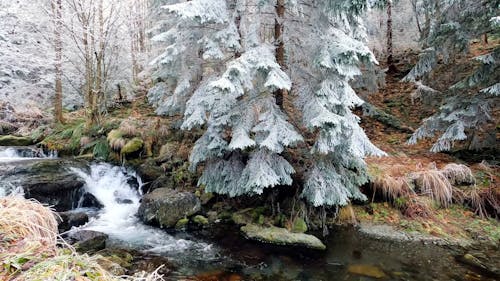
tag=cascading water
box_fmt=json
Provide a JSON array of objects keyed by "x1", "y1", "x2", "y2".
[
  {"x1": 70, "y1": 163, "x2": 215, "y2": 259},
  {"x1": 0, "y1": 146, "x2": 56, "y2": 162}
]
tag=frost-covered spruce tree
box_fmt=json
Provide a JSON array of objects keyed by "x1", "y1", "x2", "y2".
[
  {"x1": 150, "y1": 0, "x2": 384, "y2": 207},
  {"x1": 147, "y1": 0, "x2": 240, "y2": 116},
  {"x1": 404, "y1": 0, "x2": 499, "y2": 152},
  {"x1": 180, "y1": 0, "x2": 303, "y2": 197},
  {"x1": 284, "y1": 1, "x2": 386, "y2": 206}
]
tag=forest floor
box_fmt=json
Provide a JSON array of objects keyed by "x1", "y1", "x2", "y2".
[{"x1": 351, "y1": 44, "x2": 499, "y2": 245}]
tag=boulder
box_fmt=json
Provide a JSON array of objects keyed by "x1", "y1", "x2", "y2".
[
  {"x1": 138, "y1": 188, "x2": 201, "y2": 228},
  {"x1": 0, "y1": 135, "x2": 32, "y2": 146},
  {"x1": 67, "y1": 230, "x2": 108, "y2": 254},
  {"x1": 57, "y1": 211, "x2": 89, "y2": 232},
  {"x1": 241, "y1": 224, "x2": 326, "y2": 250},
  {"x1": 0, "y1": 159, "x2": 87, "y2": 211}
]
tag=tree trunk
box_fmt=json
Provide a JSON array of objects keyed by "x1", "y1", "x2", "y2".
[
  {"x1": 274, "y1": 0, "x2": 286, "y2": 109},
  {"x1": 386, "y1": 0, "x2": 398, "y2": 73},
  {"x1": 93, "y1": 0, "x2": 104, "y2": 126},
  {"x1": 83, "y1": 18, "x2": 94, "y2": 128},
  {"x1": 52, "y1": 0, "x2": 64, "y2": 124},
  {"x1": 410, "y1": 0, "x2": 422, "y2": 33}
]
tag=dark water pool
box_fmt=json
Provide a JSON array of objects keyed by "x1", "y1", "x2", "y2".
[{"x1": 160, "y1": 226, "x2": 497, "y2": 281}]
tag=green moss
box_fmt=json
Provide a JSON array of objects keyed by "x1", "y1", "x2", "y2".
[
  {"x1": 0, "y1": 135, "x2": 33, "y2": 146},
  {"x1": 192, "y1": 215, "x2": 209, "y2": 226},
  {"x1": 292, "y1": 218, "x2": 307, "y2": 233},
  {"x1": 257, "y1": 214, "x2": 265, "y2": 225},
  {"x1": 175, "y1": 218, "x2": 189, "y2": 229},
  {"x1": 120, "y1": 137, "x2": 143, "y2": 155}
]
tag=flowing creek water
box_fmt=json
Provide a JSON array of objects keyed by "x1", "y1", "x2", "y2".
[{"x1": 0, "y1": 146, "x2": 496, "y2": 281}]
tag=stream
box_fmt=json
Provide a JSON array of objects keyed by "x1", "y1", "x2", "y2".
[{"x1": 0, "y1": 146, "x2": 496, "y2": 281}]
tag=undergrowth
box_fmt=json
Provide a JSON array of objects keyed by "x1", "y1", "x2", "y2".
[{"x1": 0, "y1": 196, "x2": 165, "y2": 281}]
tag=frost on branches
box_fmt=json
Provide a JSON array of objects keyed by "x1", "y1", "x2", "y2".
[
  {"x1": 405, "y1": 0, "x2": 499, "y2": 152},
  {"x1": 149, "y1": 0, "x2": 385, "y2": 207}
]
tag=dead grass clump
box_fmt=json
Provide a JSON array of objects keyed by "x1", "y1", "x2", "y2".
[
  {"x1": 111, "y1": 137, "x2": 127, "y2": 151},
  {"x1": 80, "y1": 136, "x2": 93, "y2": 147},
  {"x1": 0, "y1": 197, "x2": 58, "y2": 249},
  {"x1": 411, "y1": 170, "x2": 453, "y2": 207},
  {"x1": 120, "y1": 118, "x2": 140, "y2": 137},
  {"x1": 401, "y1": 195, "x2": 434, "y2": 219},
  {"x1": 441, "y1": 163, "x2": 475, "y2": 185},
  {"x1": 461, "y1": 186, "x2": 500, "y2": 218},
  {"x1": 371, "y1": 176, "x2": 413, "y2": 202},
  {"x1": 0, "y1": 197, "x2": 165, "y2": 281}
]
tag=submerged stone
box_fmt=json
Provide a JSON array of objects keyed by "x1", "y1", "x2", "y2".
[
  {"x1": 240, "y1": 224, "x2": 326, "y2": 250},
  {"x1": 347, "y1": 264, "x2": 386, "y2": 279}
]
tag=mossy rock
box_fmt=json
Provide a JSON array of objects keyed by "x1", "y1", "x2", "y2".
[
  {"x1": 192, "y1": 215, "x2": 209, "y2": 226},
  {"x1": 241, "y1": 224, "x2": 326, "y2": 250},
  {"x1": 96, "y1": 248, "x2": 134, "y2": 269},
  {"x1": 121, "y1": 137, "x2": 144, "y2": 155},
  {"x1": 175, "y1": 218, "x2": 189, "y2": 230},
  {"x1": 0, "y1": 135, "x2": 33, "y2": 146},
  {"x1": 292, "y1": 218, "x2": 308, "y2": 233}
]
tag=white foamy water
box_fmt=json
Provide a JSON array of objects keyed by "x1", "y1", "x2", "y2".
[
  {"x1": 71, "y1": 163, "x2": 215, "y2": 256},
  {"x1": 0, "y1": 147, "x2": 57, "y2": 162}
]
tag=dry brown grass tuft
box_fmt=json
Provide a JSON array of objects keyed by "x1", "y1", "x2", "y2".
[
  {"x1": 110, "y1": 137, "x2": 127, "y2": 151},
  {"x1": 441, "y1": 163, "x2": 475, "y2": 185},
  {"x1": 0, "y1": 197, "x2": 166, "y2": 281},
  {"x1": 411, "y1": 170, "x2": 453, "y2": 207},
  {"x1": 371, "y1": 176, "x2": 413, "y2": 202},
  {"x1": 401, "y1": 195, "x2": 434, "y2": 219},
  {"x1": 120, "y1": 118, "x2": 140, "y2": 137},
  {"x1": 0, "y1": 196, "x2": 58, "y2": 249},
  {"x1": 457, "y1": 186, "x2": 500, "y2": 219}
]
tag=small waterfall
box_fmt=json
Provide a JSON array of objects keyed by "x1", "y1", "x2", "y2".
[
  {"x1": 0, "y1": 147, "x2": 57, "y2": 162},
  {"x1": 71, "y1": 163, "x2": 215, "y2": 257}
]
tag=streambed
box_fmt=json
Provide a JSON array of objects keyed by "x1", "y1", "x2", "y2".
[{"x1": 0, "y1": 146, "x2": 497, "y2": 281}]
